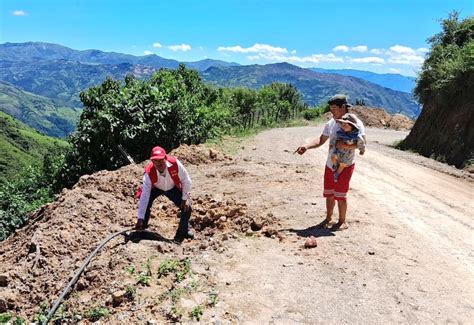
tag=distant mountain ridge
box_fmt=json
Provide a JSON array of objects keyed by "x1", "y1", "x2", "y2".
[
  {"x1": 0, "y1": 42, "x2": 240, "y2": 71},
  {"x1": 202, "y1": 63, "x2": 421, "y2": 117},
  {"x1": 311, "y1": 68, "x2": 416, "y2": 93}
]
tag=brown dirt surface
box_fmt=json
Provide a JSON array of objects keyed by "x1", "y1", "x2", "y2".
[
  {"x1": 324, "y1": 106, "x2": 415, "y2": 130},
  {"x1": 170, "y1": 144, "x2": 232, "y2": 165},
  {"x1": 1, "y1": 126, "x2": 473, "y2": 323}
]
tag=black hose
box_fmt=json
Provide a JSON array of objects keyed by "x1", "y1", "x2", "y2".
[{"x1": 44, "y1": 228, "x2": 134, "y2": 323}]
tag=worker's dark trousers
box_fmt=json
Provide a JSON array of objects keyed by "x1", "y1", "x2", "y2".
[{"x1": 142, "y1": 186, "x2": 191, "y2": 235}]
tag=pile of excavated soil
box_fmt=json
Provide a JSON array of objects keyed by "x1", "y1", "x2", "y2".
[
  {"x1": 0, "y1": 146, "x2": 271, "y2": 321},
  {"x1": 324, "y1": 106, "x2": 415, "y2": 130},
  {"x1": 170, "y1": 144, "x2": 232, "y2": 165}
]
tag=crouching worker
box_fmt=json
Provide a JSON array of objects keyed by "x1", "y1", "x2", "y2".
[{"x1": 135, "y1": 146, "x2": 194, "y2": 242}]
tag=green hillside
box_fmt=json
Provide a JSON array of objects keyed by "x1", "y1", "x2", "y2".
[
  {"x1": 0, "y1": 111, "x2": 69, "y2": 181},
  {"x1": 0, "y1": 81, "x2": 81, "y2": 137},
  {"x1": 0, "y1": 60, "x2": 149, "y2": 108}
]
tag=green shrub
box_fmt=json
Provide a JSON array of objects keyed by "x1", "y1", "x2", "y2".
[
  {"x1": 0, "y1": 151, "x2": 65, "y2": 241},
  {"x1": 415, "y1": 12, "x2": 474, "y2": 106},
  {"x1": 56, "y1": 66, "x2": 307, "y2": 189},
  {"x1": 158, "y1": 258, "x2": 191, "y2": 282},
  {"x1": 85, "y1": 307, "x2": 109, "y2": 321},
  {"x1": 0, "y1": 313, "x2": 12, "y2": 323}
]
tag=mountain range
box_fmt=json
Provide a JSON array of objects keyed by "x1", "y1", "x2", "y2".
[
  {"x1": 201, "y1": 63, "x2": 420, "y2": 117},
  {"x1": 311, "y1": 68, "x2": 416, "y2": 93},
  {"x1": 0, "y1": 42, "x2": 240, "y2": 71},
  {"x1": 0, "y1": 42, "x2": 421, "y2": 138}
]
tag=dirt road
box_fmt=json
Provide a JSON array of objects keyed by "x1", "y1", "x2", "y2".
[
  {"x1": 191, "y1": 125, "x2": 474, "y2": 323},
  {"x1": 1, "y1": 125, "x2": 473, "y2": 323}
]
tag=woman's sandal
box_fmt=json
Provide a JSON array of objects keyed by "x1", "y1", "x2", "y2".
[
  {"x1": 330, "y1": 222, "x2": 349, "y2": 231},
  {"x1": 316, "y1": 219, "x2": 332, "y2": 229}
]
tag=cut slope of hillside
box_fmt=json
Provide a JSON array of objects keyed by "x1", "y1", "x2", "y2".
[
  {"x1": 0, "y1": 112, "x2": 69, "y2": 181},
  {"x1": 400, "y1": 14, "x2": 473, "y2": 169}
]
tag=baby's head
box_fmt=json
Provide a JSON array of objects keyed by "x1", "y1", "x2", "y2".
[{"x1": 337, "y1": 113, "x2": 359, "y2": 132}]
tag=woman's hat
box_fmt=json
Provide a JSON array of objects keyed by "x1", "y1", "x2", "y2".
[{"x1": 328, "y1": 94, "x2": 352, "y2": 107}]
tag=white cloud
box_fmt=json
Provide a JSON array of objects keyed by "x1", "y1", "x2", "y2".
[
  {"x1": 219, "y1": 41, "x2": 426, "y2": 73},
  {"x1": 246, "y1": 52, "x2": 344, "y2": 65},
  {"x1": 351, "y1": 45, "x2": 368, "y2": 53},
  {"x1": 333, "y1": 45, "x2": 367, "y2": 53},
  {"x1": 370, "y1": 48, "x2": 384, "y2": 55},
  {"x1": 287, "y1": 53, "x2": 344, "y2": 64},
  {"x1": 389, "y1": 45, "x2": 416, "y2": 55},
  {"x1": 168, "y1": 44, "x2": 191, "y2": 52},
  {"x1": 350, "y1": 57, "x2": 385, "y2": 64},
  {"x1": 385, "y1": 45, "x2": 426, "y2": 66},
  {"x1": 144, "y1": 50, "x2": 153, "y2": 55},
  {"x1": 333, "y1": 45, "x2": 349, "y2": 52},
  {"x1": 388, "y1": 54, "x2": 424, "y2": 65},
  {"x1": 218, "y1": 43, "x2": 288, "y2": 55},
  {"x1": 153, "y1": 42, "x2": 162, "y2": 48},
  {"x1": 13, "y1": 10, "x2": 27, "y2": 16}
]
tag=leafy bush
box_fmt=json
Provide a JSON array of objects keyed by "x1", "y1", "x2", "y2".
[
  {"x1": 57, "y1": 65, "x2": 307, "y2": 189},
  {"x1": 0, "y1": 151, "x2": 65, "y2": 240},
  {"x1": 302, "y1": 104, "x2": 328, "y2": 120},
  {"x1": 0, "y1": 313, "x2": 12, "y2": 323},
  {"x1": 415, "y1": 12, "x2": 474, "y2": 105}
]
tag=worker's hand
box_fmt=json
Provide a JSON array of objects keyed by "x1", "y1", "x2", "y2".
[
  {"x1": 135, "y1": 219, "x2": 145, "y2": 231},
  {"x1": 295, "y1": 146, "x2": 307, "y2": 155},
  {"x1": 181, "y1": 199, "x2": 190, "y2": 212},
  {"x1": 359, "y1": 150, "x2": 365, "y2": 156}
]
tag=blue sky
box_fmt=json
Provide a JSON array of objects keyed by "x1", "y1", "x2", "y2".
[{"x1": 1, "y1": 0, "x2": 472, "y2": 76}]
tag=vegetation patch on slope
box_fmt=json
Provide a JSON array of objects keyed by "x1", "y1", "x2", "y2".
[{"x1": 400, "y1": 12, "x2": 474, "y2": 169}]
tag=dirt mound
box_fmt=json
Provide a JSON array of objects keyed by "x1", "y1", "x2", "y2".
[
  {"x1": 324, "y1": 106, "x2": 415, "y2": 130},
  {"x1": 170, "y1": 144, "x2": 232, "y2": 165},
  {"x1": 0, "y1": 145, "x2": 270, "y2": 322}
]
